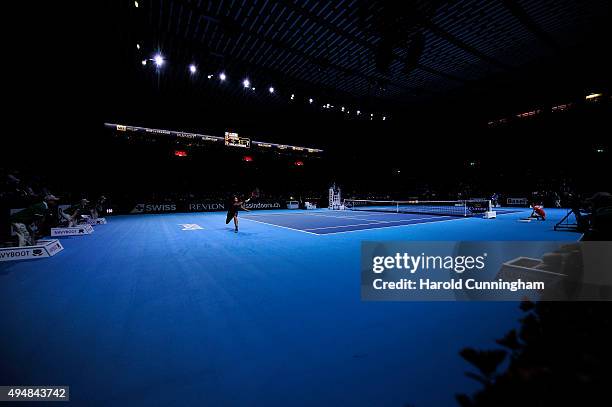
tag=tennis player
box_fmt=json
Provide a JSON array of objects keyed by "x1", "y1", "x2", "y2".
[
  {"x1": 226, "y1": 196, "x2": 251, "y2": 232},
  {"x1": 530, "y1": 203, "x2": 546, "y2": 220}
]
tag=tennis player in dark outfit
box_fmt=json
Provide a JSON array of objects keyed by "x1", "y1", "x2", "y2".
[{"x1": 226, "y1": 196, "x2": 250, "y2": 232}]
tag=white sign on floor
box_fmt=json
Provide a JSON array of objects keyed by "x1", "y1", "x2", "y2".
[
  {"x1": 0, "y1": 240, "x2": 64, "y2": 262},
  {"x1": 179, "y1": 224, "x2": 203, "y2": 231},
  {"x1": 51, "y1": 224, "x2": 94, "y2": 237}
]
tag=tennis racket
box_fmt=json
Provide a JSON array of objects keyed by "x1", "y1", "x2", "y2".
[{"x1": 245, "y1": 187, "x2": 260, "y2": 202}]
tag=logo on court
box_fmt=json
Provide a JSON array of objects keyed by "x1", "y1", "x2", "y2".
[{"x1": 179, "y1": 224, "x2": 203, "y2": 231}]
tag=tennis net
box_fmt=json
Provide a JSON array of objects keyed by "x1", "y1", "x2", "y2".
[{"x1": 342, "y1": 199, "x2": 491, "y2": 217}]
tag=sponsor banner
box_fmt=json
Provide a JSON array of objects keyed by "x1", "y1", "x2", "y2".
[
  {"x1": 188, "y1": 201, "x2": 282, "y2": 212},
  {"x1": 507, "y1": 197, "x2": 529, "y2": 206},
  {"x1": 0, "y1": 240, "x2": 64, "y2": 262},
  {"x1": 129, "y1": 200, "x2": 283, "y2": 214},
  {"x1": 83, "y1": 218, "x2": 107, "y2": 225},
  {"x1": 188, "y1": 202, "x2": 226, "y2": 212},
  {"x1": 130, "y1": 203, "x2": 178, "y2": 214},
  {"x1": 361, "y1": 241, "x2": 612, "y2": 301},
  {"x1": 51, "y1": 224, "x2": 94, "y2": 237},
  {"x1": 244, "y1": 201, "x2": 282, "y2": 210}
]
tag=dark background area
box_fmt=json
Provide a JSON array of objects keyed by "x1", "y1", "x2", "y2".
[
  {"x1": 3, "y1": 0, "x2": 611, "y2": 204},
  {"x1": 1, "y1": 3, "x2": 612, "y2": 404}
]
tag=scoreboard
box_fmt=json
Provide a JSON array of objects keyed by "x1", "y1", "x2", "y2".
[
  {"x1": 105, "y1": 123, "x2": 323, "y2": 153},
  {"x1": 224, "y1": 132, "x2": 251, "y2": 148}
]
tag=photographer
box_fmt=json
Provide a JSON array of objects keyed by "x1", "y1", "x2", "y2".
[{"x1": 9, "y1": 194, "x2": 60, "y2": 247}]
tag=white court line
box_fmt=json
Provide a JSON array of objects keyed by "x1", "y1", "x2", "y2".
[
  {"x1": 241, "y1": 213, "x2": 448, "y2": 235},
  {"x1": 242, "y1": 211, "x2": 331, "y2": 217},
  {"x1": 313, "y1": 217, "x2": 469, "y2": 235},
  {"x1": 240, "y1": 216, "x2": 319, "y2": 235},
  {"x1": 495, "y1": 210, "x2": 530, "y2": 216},
  {"x1": 303, "y1": 216, "x2": 453, "y2": 231},
  {"x1": 268, "y1": 213, "x2": 386, "y2": 222},
  {"x1": 241, "y1": 210, "x2": 409, "y2": 218},
  {"x1": 244, "y1": 212, "x2": 443, "y2": 229},
  {"x1": 298, "y1": 212, "x2": 440, "y2": 221},
  {"x1": 291, "y1": 213, "x2": 383, "y2": 219},
  {"x1": 243, "y1": 211, "x2": 441, "y2": 222},
  {"x1": 241, "y1": 211, "x2": 495, "y2": 236},
  {"x1": 292, "y1": 213, "x2": 437, "y2": 223}
]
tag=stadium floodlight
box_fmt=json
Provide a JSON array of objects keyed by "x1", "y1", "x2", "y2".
[
  {"x1": 153, "y1": 54, "x2": 164, "y2": 67},
  {"x1": 189, "y1": 64, "x2": 197, "y2": 74},
  {"x1": 585, "y1": 93, "x2": 603, "y2": 100},
  {"x1": 243, "y1": 79, "x2": 250, "y2": 88},
  {"x1": 269, "y1": 87, "x2": 274, "y2": 93},
  {"x1": 219, "y1": 72, "x2": 226, "y2": 81}
]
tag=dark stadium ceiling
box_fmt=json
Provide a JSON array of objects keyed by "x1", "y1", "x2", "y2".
[{"x1": 118, "y1": 0, "x2": 610, "y2": 114}]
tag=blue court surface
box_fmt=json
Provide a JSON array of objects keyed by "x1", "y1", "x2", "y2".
[
  {"x1": 242, "y1": 208, "x2": 523, "y2": 235},
  {"x1": 0, "y1": 208, "x2": 580, "y2": 406}
]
